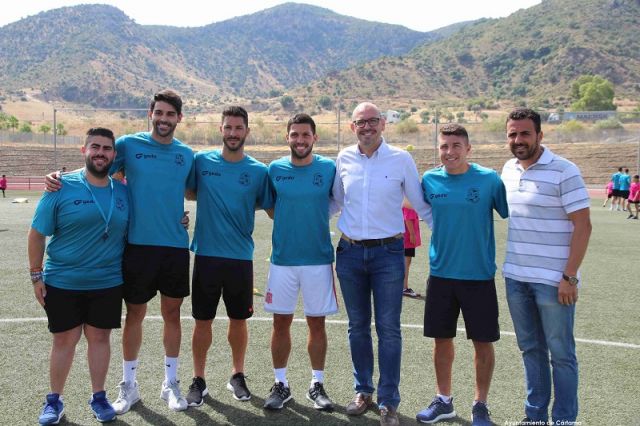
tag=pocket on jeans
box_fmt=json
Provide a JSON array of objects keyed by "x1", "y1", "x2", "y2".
[
  {"x1": 336, "y1": 239, "x2": 350, "y2": 254},
  {"x1": 383, "y1": 239, "x2": 404, "y2": 255}
]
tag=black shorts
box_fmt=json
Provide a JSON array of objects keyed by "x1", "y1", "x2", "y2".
[
  {"x1": 404, "y1": 248, "x2": 416, "y2": 257},
  {"x1": 123, "y1": 244, "x2": 190, "y2": 304},
  {"x1": 628, "y1": 199, "x2": 639, "y2": 205},
  {"x1": 43, "y1": 284, "x2": 123, "y2": 333},
  {"x1": 423, "y1": 275, "x2": 499, "y2": 342},
  {"x1": 612, "y1": 189, "x2": 622, "y2": 197},
  {"x1": 620, "y1": 190, "x2": 630, "y2": 199},
  {"x1": 192, "y1": 255, "x2": 254, "y2": 320}
]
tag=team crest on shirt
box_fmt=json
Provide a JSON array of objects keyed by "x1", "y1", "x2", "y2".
[
  {"x1": 238, "y1": 172, "x2": 250, "y2": 186},
  {"x1": 175, "y1": 154, "x2": 185, "y2": 166},
  {"x1": 116, "y1": 197, "x2": 126, "y2": 211},
  {"x1": 466, "y1": 187, "x2": 480, "y2": 203},
  {"x1": 313, "y1": 173, "x2": 323, "y2": 187}
]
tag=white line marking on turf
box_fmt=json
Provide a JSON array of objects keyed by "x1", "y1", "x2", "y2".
[{"x1": 2, "y1": 315, "x2": 639, "y2": 350}]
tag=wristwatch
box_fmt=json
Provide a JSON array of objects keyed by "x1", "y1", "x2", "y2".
[{"x1": 562, "y1": 273, "x2": 579, "y2": 286}]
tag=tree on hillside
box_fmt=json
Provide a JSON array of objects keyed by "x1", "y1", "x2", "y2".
[
  {"x1": 7, "y1": 115, "x2": 19, "y2": 132},
  {"x1": 570, "y1": 75, "x2": 616, "y2": 111},
  {"x1": 317, "y1": 95, "x2": 333, "y2": 110},
  {"x1": 39, "y1": 124, "x2": 51, "y2": 135},
  {"x1": 280, "y1": 95, "x2": 295, "y2": 110},
  {"x1": 56, "y1": 123, "x2": 67, "y2": 136}
]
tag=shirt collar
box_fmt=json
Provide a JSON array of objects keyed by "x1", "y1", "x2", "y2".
[{"x1": 356, "y1": 137, "x2": 387, "y2": 158}]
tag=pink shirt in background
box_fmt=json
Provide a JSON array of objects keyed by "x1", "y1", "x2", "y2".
[
  {"x1": 606, "y1": 181, "x2": 613, "y2": 195},
  {"x1": 403, "y1": 206, "x2": 422, "y2": 249},
  {"x1": 629, "y1": 182, "x2": 640, "y2": 201}
]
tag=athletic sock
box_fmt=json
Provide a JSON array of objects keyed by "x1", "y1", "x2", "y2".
[
  {"x1": 123, "y1": 360, "x2": 138, "y2": 384},
  {"x1": 274, "y1": 368, "x2": 288, "y2": 387},
  {"x1": 164, "y1": 356, "x2": 179, "y2": 384},
  {"x1": 437, "y1": 394, "x2": 452, "y2": 404},
  {"x1": 311, "y1": 369, "x2": 324, "y2": 384}
]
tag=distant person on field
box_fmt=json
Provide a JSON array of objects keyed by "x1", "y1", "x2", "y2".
[
  {"x1": 402, "y1": 198, "x2": 421, "y2": 298},
  {"x1": 184, "y1": 106, "x2": 272, "y2": 407},
  {"x1": 619, "y1": 168, "x2": 631, "y2": 211},
  {"x1": 261, "y1": 113, "x2": 338, "y2": 412},
  {"x1": 28, "y1": 128, "x2": 128, "y2": 425},
  {"x1": 501, "y1": 108, "x2": 591, "y2": 424},
  {"x1": 602, "y1": 181, "x2": 613, "y2": 208},
  {"x1": 416, "y1": 124, "x2": 508, "y2": 426},
  {"x1": 610, "y1": 167, "x2": 623, "y2": 211},
  {"x1": 627, "y1": 174, "x2": 639, "y2": 220},
  {"x1": 0, "y1": 174, "x2": 6, "y2": 197},
  {"x1": 45, "y1": 90, "x2": 195, "y2": 414}
]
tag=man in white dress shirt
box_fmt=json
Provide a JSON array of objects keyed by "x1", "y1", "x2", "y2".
[{"x1": 332, "y1": 102, "x2": 432, "y2": 426}]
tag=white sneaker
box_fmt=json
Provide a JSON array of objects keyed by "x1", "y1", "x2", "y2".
[
  {"x1": 160, "y1": 380, "x2": 188, "y2": 411},
  {"x1": 112, "y1": 381, "x2": 140, "y2": 414}
]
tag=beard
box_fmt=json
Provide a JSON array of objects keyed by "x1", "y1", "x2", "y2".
[
  {"x1": 153, "y1": 120, "x2": 177, "y2": 138},
  {"x1": 85, "y1": 155, "x2": 112, "y2": 178},
  {"x1": 223, "y1": 135, "x2": 246, "y2": 152},
  {"x1": 290, "y1": 144, "x2": 313, "y2": 160},
  {"x1": 510, "y1": 141, "x2": 539, "y2": 161}
]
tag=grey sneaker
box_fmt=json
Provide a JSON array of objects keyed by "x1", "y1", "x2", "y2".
[
  {"x1": 186, "y1": 376, "x2": 208, "y2": 407},
  {"x1": 471, "y1": 401, "x2": 492, "y2": 426},
  {"x1": 112, "y1": 381, "x2": 140, "y2": 415},
  {"x1": 416, "y1": 396, "x2": 456, "y2": 423},
  {"x1": 160, "y1": 380, "x2": 187, "y2": 411},
  {"x1": 403, "y1": 288, "x2": 418, "y2": 297},
  {"x1": 263, "y1": 382, "x2": 292, "y2": 410},
  {"x1": 227, "y1": 372, "x2": 251, "y2": 401},
  {"x1": 306, "y1": 382, "x2": 334, "y2": 410}
]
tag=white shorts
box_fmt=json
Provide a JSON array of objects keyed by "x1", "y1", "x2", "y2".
[{"x1": 264, "y1": 263, "x2": 338, "y2": 316}]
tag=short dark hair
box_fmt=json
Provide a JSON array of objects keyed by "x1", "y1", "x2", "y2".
[
  {"x1": 507, "y1": 108, "x2": 542, "y2": 133},
  {"x1": 619, "y1": 167, "x2": 623, "y2": 172},
  {"x1": 439, "y1": 123, "x2": 469, "y2": 142},
  {"x1": 634, "y1": 175, "x2": 639, "y2": 179},
  {"x1": 287, "y1": 113, "x2": 316, "y2": 134},
  {"x1": 150, "y1": 89, "x2": 182, "y2": 115},
  {"x1": 222, "y1": 106, "x2": 249, "y2": 127},
  {"x1": 85, "y1": 127, "x2": 115, "y2": 147},
  {"x1": 625, "y1": 168, "x2": 629, "y2": 173}
]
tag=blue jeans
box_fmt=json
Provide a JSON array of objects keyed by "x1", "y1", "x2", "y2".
[
  {"x1": 335, "y1": 237, "x2": 405, "y2": 409},
  {"x1": 505, "y1": 277, "x2": 578, "y2": 423}
]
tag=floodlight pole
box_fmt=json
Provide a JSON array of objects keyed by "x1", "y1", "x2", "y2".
[
  {"x1": 433, "y1": 110, "x2": 439, "y2": 168},
  {"x1": 53, "y1": 108, "x2": 58, "y2": 171}
]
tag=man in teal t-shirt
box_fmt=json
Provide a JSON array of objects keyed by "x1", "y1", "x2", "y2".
[
  {"x1": 46, "y1": 90, "x2": 195, "y2": 413},
  {"x1": 416, "y1": 124, "x2": 508, "y2": 426},
  {"x1": 261, "y1": 113, "x2": 338, "y2": 412},
  {"x1": 184, "y1": 106, "x2": 273, "y2": 407},
  {"x1": 29, "y1": 128, "x2": 127, "y2": 425}
]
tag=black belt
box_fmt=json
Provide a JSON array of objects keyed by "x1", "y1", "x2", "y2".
[{"x1": 341, "y1": 234, "x2": 402, "y2": 248}]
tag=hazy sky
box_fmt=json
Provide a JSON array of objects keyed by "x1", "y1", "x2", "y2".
[{"x1": 1, "y1": 0, "x2": 541, "y2": 31}]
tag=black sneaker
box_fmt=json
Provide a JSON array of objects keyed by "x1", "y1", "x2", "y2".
[
  {"x1": 263, "y1": 382, "x2": 292, "y2": 410},
  {"x1": 186, "y1": 377, "x2": 208, "y2": 407},
  {"x1": 226, "y1": 372, "x2": 251, "y2": 401},
  {"x1": 306, "y1": 382, "x2": 334, "y2": 411}
]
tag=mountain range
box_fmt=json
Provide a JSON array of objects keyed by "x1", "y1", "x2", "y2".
[{"x1": 0, "y1": 0, "x2": 639, "y2": 109}]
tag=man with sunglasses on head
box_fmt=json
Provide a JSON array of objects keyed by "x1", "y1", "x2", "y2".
[
  {"x1": 29, "y1": 128, "x2": 128, "y2": 425},
  {"x1": 332, "y1": 102, "x2": 433, "y2": 426}
]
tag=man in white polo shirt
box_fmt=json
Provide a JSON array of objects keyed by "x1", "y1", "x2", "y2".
[
  {"x1": 332, "y1": 102, "x2": 432, "y2": 426},
  {"x1": 501, "y1": 108, "x2": 591, "y2": 425}
]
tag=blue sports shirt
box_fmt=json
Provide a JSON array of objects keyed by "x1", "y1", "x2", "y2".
[
  {"x1": 266, "y1": 155, "x2": 335, "y2": 266},
  {"x1": 110, "y1": 132, "x2": 194, "y2": 248},
  {"x1": 190, "y1": 150, "x2": 272, "y2": 260},
  {"x1": 31, "y1": 171, "x2": 129, "y2": 290},
  {"x1": 422, "y1": 163, "x2": 508, "y2": 280}
]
